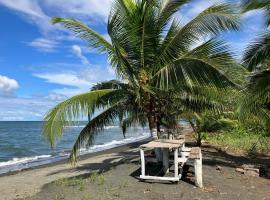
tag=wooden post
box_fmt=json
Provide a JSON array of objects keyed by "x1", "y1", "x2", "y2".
[
  {"x1": 174, "y1": 148, "x2": 178, "y2": 178},
  {"x1": 140, "y1": 149, "x2": 145, "y2": 176},
  {"x1": 194, "y1": 150, "x2": 203, "y2": 188},
  {"x1": 162, "y1": 148, "x2": 169, "y2": 174}
]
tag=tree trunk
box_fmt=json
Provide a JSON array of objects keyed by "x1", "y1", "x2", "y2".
[
  {"x1": 196, "y1": 132, "x2": 202, "y2": 147},
  {"x1": 146, "y1": 98, "x2": 162, "y2": 161},
  {"x1": 147, "y1": 97, "x2": 158, "y2": 139},
  {"x1": 148, "y1": 114, "x2": 157, "y2": 139},
  {"x1": 189, "y1": 119, "x2": 202, "y2": 147}
]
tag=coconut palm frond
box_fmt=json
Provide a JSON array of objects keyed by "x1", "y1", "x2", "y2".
[
  {"x1": 158, "y1": 0, "x2": 190, "y2": 29},
  {"x1": 121, "y1": 111, "x2": 147, "y2": 138},
  {"x1": 154, "y1": 37, "x2": 243, "y2": 90},
  {"x1": 43, "y1": 89, "x2": 114, "y2": 147},
  {"x1": 91, "y1": 80, "x2": 126, "y2": 91},
  {"x1": 158, "y1": 3, "x2": 240, "y2": 64},
  {"x1": 69, "y1": 102, "x2": 124, "y2": 163},
  {"x1": 238, "y1": 70, "x2": 270, "y2": 128},
  {"x1": 51, "y1": 17, "x2": 113, "y2": 53},
  {"x1": 242, "y1": 31, "x2": 270, "y2": 71}
]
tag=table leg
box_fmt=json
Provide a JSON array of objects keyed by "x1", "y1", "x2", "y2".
[
  {"x1": 174, "y1": 149, "x2": 178, "y2": 178},
  {"x1": 140, "y1": 149, "x2": 145, "y2": 176},
  {"x1": 162, "y1": 148, "x2": 169, "y2": 174}
]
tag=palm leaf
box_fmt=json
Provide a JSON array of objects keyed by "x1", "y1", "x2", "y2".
[
  {"x1": 158, "y1": 0, "x2": 190, "y2": 30},
  {"x1": 158, "y1": 3, "x2": 240, "y2": 64},
  {"x1": 153, "y1": 39, "x2": 236, "y2": 90},
  {"x1": 121, "y1": 111, "x2": 147, "y2": 138},
  {"x1": 69, "y1": 102, "x2": 124, "y2": 163},
  {"x1": 242, "y1": 31, "x2": 270, "y2": 71},
  {"x1": 52, "y1": 17, "x2": 114, "y2": 53},
  {"x1": 43, "y1": 89, "x2": 114, "y2": 147},
  {"x1": 238, "y1": 70, "x2": 270, "y2": 129}
]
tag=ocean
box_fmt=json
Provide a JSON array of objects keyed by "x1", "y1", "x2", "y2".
[{"x1": 0, "y1": 121, "x2": 150, "y2": 174}]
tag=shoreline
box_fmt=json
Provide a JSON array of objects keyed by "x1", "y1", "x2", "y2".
[
  {"x1": 0, "y1": 135, "x2": 150, "y2": 177},
  {"x1": 0, "y1": 137, "x2": 151, "y2": 178},
  {"x1": 0, "y1": 139, "x2": 150, "y2": 200}
]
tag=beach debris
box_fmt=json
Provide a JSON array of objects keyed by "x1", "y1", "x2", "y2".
[
  {"x1": 235, "y1": 164, "x2": 260, "y2": 177},
  {"x1": 216, "y1": 165, "x2": 222, "y2": 171},
  {"x1": 144, "y1": 188, "x2": 151, "y2": 194}
]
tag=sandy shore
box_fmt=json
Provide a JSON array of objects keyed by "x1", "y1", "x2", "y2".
[
  {"x1": 1, "y1": 139, "x2": 270, "y2": 200},
  {"x1": 0, "y1": 140, "x2": 148, "y2": 200}
]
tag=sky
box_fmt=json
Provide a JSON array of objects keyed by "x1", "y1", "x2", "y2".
[{"x1": 0, "y1": 0, "x2": 265, "y2": 121}]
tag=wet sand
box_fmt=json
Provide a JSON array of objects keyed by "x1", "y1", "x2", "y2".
[{"x1": 0, "y1": 141, "x2": 148, "y2": 200}]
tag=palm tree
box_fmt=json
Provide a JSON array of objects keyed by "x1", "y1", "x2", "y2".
[
  {"x1": 43, "y1": 0, "x2": 240, "y2": 163},
  {"x1": 239, "y1": 0, "x2": 270, "y2": 130}
]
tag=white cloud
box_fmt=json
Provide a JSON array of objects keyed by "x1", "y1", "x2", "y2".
[
  {"x1": 33, "y1": 72, "x2": 91, "y2": 88},
  {"x1": 33, "y1": 64, "x2": 116, "y2": 98},
  {"x1": 0, "y1": 75, "x2": 19, "y2": 96},
  {"x1": 71, "y1": 45, "x2": 89, "y2": 65},
  {"x1": 28, "y1": 38, "x2": 58, "y2": 52},
  {"x1": 0, "y1": 0, "x2": 45, "y2": 18},
  {"x1": 0, "y1": 0, "x2": 52, "y2": 34},
  {"x1": 0, "y1": 0, "x2": 112, "y2": 36},
  {"x1": 0, "y1": 96, "x2": 57, "y2": 121},
  {"x1": 178, "y1": 0, "x2": 221, "y2": 24},
  {"x1": 43, "y1": 0, "x2": 112, "y2": 21},
  {"x1": 186, "y1": 0, "x2": 221, "y2": 17}
]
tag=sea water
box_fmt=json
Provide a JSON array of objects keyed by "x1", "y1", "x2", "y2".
[{"x1": 0, "y1": 121, "x2": 150, "y2": 174}]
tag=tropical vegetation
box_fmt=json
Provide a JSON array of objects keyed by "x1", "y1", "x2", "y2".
[
  {"x1": 238, "y1": 0, "x2": 270, "y2": 131},
  {"x1": 42, "y1": 0, "x2": 270, "y2": 163}
]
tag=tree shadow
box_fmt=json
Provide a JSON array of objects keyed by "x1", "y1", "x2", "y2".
[
  {"x1": 42, "y1": 139, "x2": 269, "y2": 191},
  {"x1": 201, "y1": 145, "x2": 270, "y2": 179}
]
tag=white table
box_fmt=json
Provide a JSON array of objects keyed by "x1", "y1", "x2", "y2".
[{"x1": 139, "y1": 139, "x2": 185, "y2": 182}]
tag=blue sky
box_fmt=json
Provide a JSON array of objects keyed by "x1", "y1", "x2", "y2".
[{"x1": 0, "y1": 0, "x2": 265, "y2": 121}]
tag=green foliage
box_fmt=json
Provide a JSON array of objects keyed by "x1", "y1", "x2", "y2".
[
  {"x1": 205, "y1": 127, "x2": 270, "y2": 153},
  {"x1": 187, "y1": 112, "x2": 238, "y2": 146},
  {"x1": 44, "y1": 0, "x2": 241, "y2": 163},
  {"x1": 88, "y1": 172, "x2": 105, "y2": 185},
  {"x1": 199, "y1": 116, "x2": 237, "y2": 132},
  {"x1": 43, "y1": 89, "x2": 114, "y2": 147},
  {"x1": 238, "y1": 71, "x2": 270, "y2": 131},
  {"x1": 243, "y1": 32, "x2": 270, "y2": 71},
  {"x1": 239, "y1": 0, "x2": 270, "y2": 131}
]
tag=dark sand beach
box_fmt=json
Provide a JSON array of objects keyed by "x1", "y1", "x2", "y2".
[{"x1": 1, "y1": 138, "x2": 270, "y2": 200}]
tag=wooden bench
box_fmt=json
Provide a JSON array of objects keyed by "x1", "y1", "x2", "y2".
[
  {"x1": 188, "y1": 147, "x2": 203, "y2": 188},
  {"x1": 175, "y1": 147, "x2": 203, "y2": 188}
]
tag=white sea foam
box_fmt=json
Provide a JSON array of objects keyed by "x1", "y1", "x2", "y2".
[
  {"x1": 0, "y1": 131, "x2": 150, "y2": 174},
  {"x1": 0, "y1": 155, "x2": 52, "y2": 167},
  {"x1": 65, "y1": 125, "x2": 85, "y2": 128},
  {"x1": 104, "y1": 125, "x2": 119, "y2": 129},
  {"x1": 65, "y1": 125, "x2": 119, "y2": 129}
]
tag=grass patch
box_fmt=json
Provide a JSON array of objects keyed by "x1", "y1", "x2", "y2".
[
  {"x1": 54, "y1": 192, "x2": 64, "y2": 200},
  {"x1": 88, "y1": 172, "x2": 105, "y2": 185},
  {"x1": 205, "y1": 127, "x2": 270, "y2": 154},
  {"x1": 54, "y1": 172, "x2": 105, "y2": 191},
  {"x1": 55, "y1": 176, "x2": 85, "y2": 190}
]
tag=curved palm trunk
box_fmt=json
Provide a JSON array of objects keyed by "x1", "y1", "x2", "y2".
[
  {"x1": 147, "y1": 98, "x2": 158, "y2": 139},
  {"x1": 146, "y1": 98, "x2": 163, "y2": 161},
  {"x1": 148, "y1": 114, "x2": 157, "y2": 138}
]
